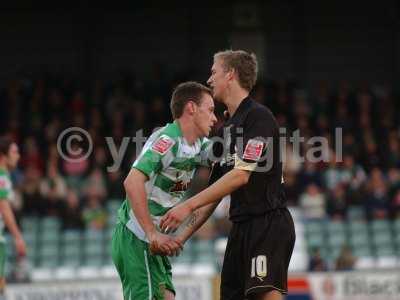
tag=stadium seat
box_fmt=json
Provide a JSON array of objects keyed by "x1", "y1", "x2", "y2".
[
  {"x1": 23, "y1": 231, "x2": 37, "y2": 249},
  {"x1": 392, "y1": 219, "x2": 400, "y2": 232},
  {"x1": 62, "y1": 230, "x2": 82, "y2": 244},
  {"x1": 321, "y1": 246, "x2": 342, "y2": 262},
  {"x1": 39, "y1": 243, "x2": 60, "y2": 268},
  {"x1": 370, "y1": 219, "x2": 390, "y2": 233},
  {"x1": 349, "y1": 231, "x2": 370, "y2": 248},
  {"x1": 375, "y1": 244, "x2": 396, "y2": 257},
  {"x1": 193, "y1": 240, "x2": 215, "y2": 263},
  {"x1": 306, "y1": 233, "x2": 324, "y2": 249},
  {"x1": 107, "y1": 214, "x2": 118, "y2": 227},
  {"x1": 84, "y1": 242, "x2": 103, "y2": 257},
  {"x1": 352, "y1": 245, "x2": 373, "y2": 257},
  {"x1": 327, "y1": 232, "x2": 347, "y2": 248},
  {"x1": 39, "y1": 256, "x2": 59, "y2": 269},
  {"x1": 104, "y1": 227, "x2": 114, "y2": 242},
  {"x1": 21, "y1": 217, "x2": 40, "y2": 233},
  {"x1": 106, "y1": 200, "x2": 122, "y2": 213},
  {"x1": 347, "y1": 206, "x2": 366, "y2": 220},
  {"x1": 305, "y1": 221, "x2": 324, "y2": 235},
  {"x1": 62, "y1": 242, "x2": 82, "y2": 267},
  {"x1": 174, "y1": 240, "x2": 193, "y2": 264},
  {"x1": 41, "y1": 217, "x2": 61, "y2": 231},
  {"x1": 348, "y1": 221, "x2": 368, "y2": 235},
  {"x1": 371, "y1": 231, "x2": 392, "y2": 247},
  {"x1": 83, "y1": 228, "x2": 104, "y2": 243},
  {"x1": 393, "y1": 231, "x2": 400, "y2": 249},
  {"x1": 62, "y1": 255, "x2": 81, "y2": 267},
  {"x1": 326, "y1": 221, "x2": 346, "y2": 234},
  {"x1": 83, "y1": 255, "x2": 104, "y2": 267},
  {"x1": 40, "y1": 230, "x2": 60, "y2": 245}
]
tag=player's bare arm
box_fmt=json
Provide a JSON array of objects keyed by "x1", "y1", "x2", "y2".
[
  {"x1": 160, "y1": 168, "x2": 250, "y2": 232},
  {"x1": 0, "y1": 200, "x2": 26, "y2": 257},
  {"x1": 124, "y1": 168, "x2": 182, "y2": 256},
  {"x1": 175, "y1": 200, "x2": 221, "y2": 245}
]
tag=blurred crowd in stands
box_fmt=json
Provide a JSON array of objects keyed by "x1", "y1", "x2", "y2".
[{"x1": 0, "y1": 72, "x2": 399, "y2": 238}]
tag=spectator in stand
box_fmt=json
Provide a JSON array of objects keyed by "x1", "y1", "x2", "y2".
[
  {"x1": 335, "y1": 245, "x2": 356, "y2": 271},
  {"x1": 298, "y1": 160, "x2": 322, "y2": 191},
  {"x1": 300, "y1": 183, "x2": 326, "y2": 220},
  {"x1": 20, "y1": 137, "x2": 44, "y2": 173},
  {"x1": 40, "y1": 162, "x2": 67, "y2": 217},
  {"x1": 388, "y1": 168, "x2": 400, "y2": 218},
  {"x1": 326, "y1": 183, "x2": 348, "y2": 220},
  {"x1": 308, "y1": 248, "x2": 328, "y2": 272},
  {"x1": 21, "y1": 166, "x2": 43, "y2": 216},
  {"x1": 106, "y1": 170, "x2": 125, "y2": 200},
  {"x1": 83, "y1": 168, "x2": 107, "y2": 200},
  {"x1": 324, "y1": 152, "x2": 342, "y2": 191},
  {"x1": 61, "y1": 189, "x2": 84, "y2": 230},
  {"x1": 82, "y1": 187, "x2": 107, "y2": 230},
  {"x1": 365, "y1": 168, "x2": 389, "y2": 219},
  {"x1": 62, "y1": 142, "x2": 90, "y2": 192}
]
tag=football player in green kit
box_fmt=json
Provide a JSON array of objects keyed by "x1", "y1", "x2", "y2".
[
  {"x1": 111, "y1": 82, "x2": 218, "y2": 300},
  {"x1": 0, "y1": 136, "x2": 27, "y2": 299}
]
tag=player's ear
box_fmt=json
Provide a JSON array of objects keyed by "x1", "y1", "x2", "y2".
[
  {"x1": 226, "y1": 68, "x2": 235, "y2": 81},
  {"x1": 185, "y1": 101, "x2": 196, "y2": 116}
]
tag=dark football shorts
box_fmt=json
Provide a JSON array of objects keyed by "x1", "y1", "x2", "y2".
[{"x1": 220, "y1": 208, "x2": 296, "y2": 300}]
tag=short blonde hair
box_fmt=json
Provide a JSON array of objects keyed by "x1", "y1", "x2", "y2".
[{"x1": 214, "y1": 50, "x2": 258, "y2": 91}]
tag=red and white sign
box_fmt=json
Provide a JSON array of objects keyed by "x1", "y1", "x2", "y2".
[
  {"x1": 152, "y1": 135, "x2": 175, "y2": 155},
  {"x1": 243, "y1": 139, "x2": 264, "y2": 162}
]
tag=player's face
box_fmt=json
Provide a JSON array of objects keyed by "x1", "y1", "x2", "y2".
[
  {"x1": 7, "y1": 143, "x2": 20, "y2": 169},
  {"x1": 207, "y1": 58, "x2": 230, "y2": 102},
  {"x1": 193, "y1": 93, "x2": 217, "y2": 137}
]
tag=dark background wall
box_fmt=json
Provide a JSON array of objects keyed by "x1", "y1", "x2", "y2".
[{"x1": 0, "y1": 0, "x2": 398, "y2": 86}]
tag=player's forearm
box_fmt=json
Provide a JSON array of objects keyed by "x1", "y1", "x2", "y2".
[
  {"x1": 177, "y1": 201, "x2": 220, "y2": 244},
  {"x1": 0, "y1": 201, "x2": 23, "y2": 240},
  {"x1": 124, "y1": 175, "x2": 155, "y2": 237},
  {"x1": 187, "y1": 168, "x2": 250, "y2": 211}
]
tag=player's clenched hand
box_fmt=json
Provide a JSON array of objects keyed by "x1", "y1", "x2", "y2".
[
  {"x1": 159, "y1": 202, "x2": 192, "y2": 234},
  {"x1": 148, "y1": 231, "x2": 183, "y2": 257}
]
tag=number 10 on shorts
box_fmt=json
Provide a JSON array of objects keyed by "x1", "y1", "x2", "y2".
[{"x1": 251, "y1": 255, "x2": 267, "y2": 279}]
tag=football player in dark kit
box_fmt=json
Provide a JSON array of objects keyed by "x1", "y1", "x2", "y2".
[{"x1": 160, "y1": 50, "x2": 295, "y2": 300}]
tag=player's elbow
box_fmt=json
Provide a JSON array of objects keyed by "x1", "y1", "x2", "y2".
[
  {"x1": 123, "y1": 171, "x2": 136, "y2": 193},
  {"x1": 123, "y1": 177, "x2": 131, "y2": 191}
]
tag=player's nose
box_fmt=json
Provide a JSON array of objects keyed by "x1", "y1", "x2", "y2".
[{"x1": 211, "y1": 114, "x2": 217, "y2": 124}]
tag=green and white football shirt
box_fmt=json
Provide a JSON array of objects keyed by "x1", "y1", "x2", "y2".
[
  {"x1": 117, "y1": 120, "x2": 210, "y2": 242},
  {"x1": 0, "y1": 168, "x2": 14, "y2": 243}
]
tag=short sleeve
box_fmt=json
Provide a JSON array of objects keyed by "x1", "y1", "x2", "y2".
[
  {"x1": 235, "y1": 108, "x2": 276, "y2": 172},
  {"x1": 132, "y1": 134, "x2": 176, "y2": 178},
  {"x1": 0, "y1": 176, "x2": 9, "y2": 200}
]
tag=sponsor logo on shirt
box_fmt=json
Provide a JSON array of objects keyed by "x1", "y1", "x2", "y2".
[
  {"x1": 243, "y1": 139, "x2": 264, "y2": 162},
  {"x1": 151, "y1": 135, "x2": 175, "y2": 155},
  {"x1": 170, "y1": 180, "x2": 190, "y2": 193},
  {"x1": 0, "y1": 178, "x2": 6, "y2": 189}
]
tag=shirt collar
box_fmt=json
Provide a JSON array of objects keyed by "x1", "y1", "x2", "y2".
[
  {"x1": 228, "y1": 96, "x2": 252, "y2": 121},
  {"x1": 173, "y1": 119, "x2": 183, "y2": 137}
]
